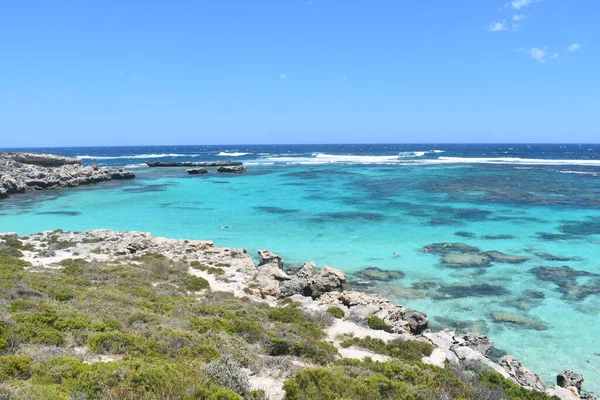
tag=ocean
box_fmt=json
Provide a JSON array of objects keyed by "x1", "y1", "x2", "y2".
[{"x1": 1, "y1": 143, "x2": 599, "y2": 391}]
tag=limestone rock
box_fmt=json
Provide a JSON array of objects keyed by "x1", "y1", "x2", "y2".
[
  {"x1": 258, "y1": 250, "x2": 284, "y2": 269},
  {"x1": 557, "y1": 370, "x2": 584, "y2": 394},
  {"x1": 217, "y1": 166, "x2": 247, "y2": 173},
  {"x1": 500, "y1": 355, "x2": 547, "y2": 391},
  {"x1": 187, "y1": 168, "x2": 208, "y2": 175}
]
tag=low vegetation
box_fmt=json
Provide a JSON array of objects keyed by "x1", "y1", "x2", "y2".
[{"x1": 0, "y1": 237, "x2": 558, "y2": 400}]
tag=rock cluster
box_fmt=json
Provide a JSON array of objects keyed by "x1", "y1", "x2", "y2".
[
  {"x1": 0, "y1": 152, "x2": 135, "y2": 199},
  {"x1": 187, "y1": 168, "x2": 208, "y2": 175},
  {"x1": 247, "y1": 250, "x2": 346, "y2": 300},
  {"x1": 500, "y1": 355, "x2": 547, "y2": 391},
  {"x1": 320, "y1": 291, "x2": 428, "y2": 334},
  {"x1": 217, "y1": 166, "x2": 247, "y2": 173},
  {"x1": 424, "y1": 242, "x2": 529, "y2": 268}
]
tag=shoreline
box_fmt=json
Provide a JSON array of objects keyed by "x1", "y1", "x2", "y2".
[{"x1": 2, "y1": 228, "x2": 593, "y2": 399}]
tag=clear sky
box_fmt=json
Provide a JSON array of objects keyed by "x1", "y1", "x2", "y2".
[{"x1": 1, "y1": 0, "x2": 598, "y2": 146}]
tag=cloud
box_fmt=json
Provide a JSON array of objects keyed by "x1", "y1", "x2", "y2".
[
  {"x1": 528, "y1": 47, "x2": 559, "y2": 62},
  {"x1": 568, "y1": 43, "x2": 582, "y2": 52},
  {"x1": 529, "y1": 47, "x2": 546, "y2": 62},
  {"x1": 279, "y1": 73, "x2": 287, "y2": 80},
  {"x1": 489, "y1": 21, "x2": 509, "y2": 32},
  {"x1": 513, "y1": 14, "x2": 526, "y2": 21},
  {"x1": 510, "y1": 0, "x2": 538, "y2": 10}
]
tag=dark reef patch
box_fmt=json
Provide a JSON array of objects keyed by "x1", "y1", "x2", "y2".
[
  {"x1": 35, "y1": 211, "x2": 81, "y2": 216},
  {"x1": 423, "y1": 242, "x2": 480, "y2": 255},
  {"x1": 533, "y1": 252, "x2": 582, "y2": 262},
  {"x1": 310, "y1": 211, "x2": 385, "y2": 223},
  {"x1": 433, "y1": 316, "x2": 489, "y2": 335},
  {"x1": 454, "y1": 231, "x2": 476, "y2": 238},
  {"x1": 482, "y1": 234, "x2": 517, "y2": 240},
  {"x1": 535, "y1": 232, "x2": 573, "y2": 241},
  {"x1": 354, "y1": 267, "x2": 405, "y2": 282},
  {"x1": 559, "y1": 218, "x2": 600, "y2": 236},
  {"x1": 253, "y1": 206, "x2": 300, "y2": 215},
  {"x1": 438, "y1": 283, "x2": 509, "y2": 298},
  {"x1": 531, "y1": 266, "x2": 600, "y2": 301},
  {"x1": 122, "y1": 183, "x2": 174, "y2": 193},
  {"x1": 481, "y1": 251, "x2": 529, "y2": 264}
]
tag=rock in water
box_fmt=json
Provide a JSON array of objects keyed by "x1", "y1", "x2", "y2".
[
  {"x1": 217, "y1": 166, "x2": 247, "y2": 173},
  {"x1": 490, "y1": 312, "x2": 548, "y2": 331},
  {"x1": 441, "y1": 252, "x2": 491, "y2": 268},
  {"x1": 481, "y1": 251, "x2": 529, "y2": 264},
  {"x1": 557, "y1": 370, "x2": 584, "y2": 394},
  {"x1": 187, "y1": 168, "x2": 208, "y2": 175},
  {"x1": 146, "y1": 161, "x2": 242, "y2": 167},
  {"x1": 500, "y1": 355, "x2": 547, "y2": 391}
]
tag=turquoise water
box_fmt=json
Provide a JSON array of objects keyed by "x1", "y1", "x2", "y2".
[{"x1": 1, "y1": 146, "x2": 600, "y2": 391}]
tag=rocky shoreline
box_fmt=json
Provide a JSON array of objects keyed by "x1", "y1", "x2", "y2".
[
  {"x1": 3, "y1": 229, "x2": 594, "y2": 400},
  {"x1": 0, "y1": 153, "x2": 135, "y2": 199}
]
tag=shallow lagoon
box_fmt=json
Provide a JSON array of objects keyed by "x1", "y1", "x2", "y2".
[{"x1": 1, "y1": 160, "x2": 600, "y2": 391}]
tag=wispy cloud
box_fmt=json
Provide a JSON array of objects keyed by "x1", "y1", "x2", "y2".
[
  {"x1": 510, "y1": 0, "x2": 539, "y2": 10},
  {"x1": 568, "y1": 43, "x2": 582, "y2": 52},
  {"x1": 279, "y1": 73, "x2": 287, "y2": 80},
  {"x1": 489, "y1": 20, "x2": 509, "y2": 32},
  {"x1": 528, "y1": 47, "x2": 559, "y2": 62},
  {"x1": 513, "y1": 14, "x2": 526, "y2": 21}
]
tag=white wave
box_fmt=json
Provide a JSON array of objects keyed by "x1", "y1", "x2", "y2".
[
  {"x1": 558, "y1": 170, "x2": 599, "y2": 176},
  {"x1": 315, "y1": 154, "x2": 401, "y2": 163},
  {"x1": 217, "y1": 152, "x2": 250, "y2": 157},
  {"x1": 123, "y1": 163, "x2": 148, "y2": 169},
  {"x1": 76, "y1": 153, "x2": 200, "y2": 160},
  {"x1": 413, "y1": 157, "x2": 600, "y2": 166},
  {"x1": 431, "y1": 150, "x2": 445, "y2": 153}
]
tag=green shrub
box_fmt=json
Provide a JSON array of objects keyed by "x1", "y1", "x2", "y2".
[
  {"x1": 479, "y1": 371, "x2": 555, "y2": 399},
  {"x1": 183, "y1": 275, "x2": 210, "y2": 291},
  {"x1": 268, "y1": 306, "x2": 306, "y2": 324},
  {"x1": 340, "y1": 336, "x2": 434, "y2": 361},
  {"x1": 326, "y1": 306, "x2": 345, "y2": 319},
  {"x1": 88, "y1": 332, "x2": 137, "y2": 354},
  {"x1": 0, "y1": 254, "x2": 30, "y2": 269},
  {"x1": 269, "y1": 338, "x2": 292, "y2": 356},
  {"x1": 366, "y1": 315, "x2": 393, "y2": 332},
  {"x1": 248, "y1": 389, "x2": 267, "y2": 400},
  {"x1": 190, "y1": 317, "x2": 228, "y2": 334},
  {"x1": 32, "y1": 356, "x2": 90, "y2": 385},
  {"x1": 0, "y1": 355, "x2": 34, "y2": 380},
  {"x1": 58, "y1": 258, "x2": 88, "y2": 275},
  {"x1": 14, "y1": 323, "x2": 64, "y2": 346}
]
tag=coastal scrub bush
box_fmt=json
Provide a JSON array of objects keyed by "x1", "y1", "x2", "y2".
[
  {"x1": 479, "y1": 371, "x2": 555, "y2": 400},
  {"x1": 0, "y1": 355, "x2": 34, "y2": 380},
  {"x1": 183, "y1": 275, "x2": 210, "y2": 291},
  {"x1": 340, "y1": 336, "x2": 434, "y2": 361},
  {"x1": 58, "y1": 258, "x2": 89, "y2": 275},
  {"x1": 88, "y1": 332, "x2": 138, "y2": 354},
  {"x1": 32, "y1": 356, "x2": 90, "y2": 385},
  {"x1": 326, "y1": 306, "x2": 345, "y2": 319},
  {"x1": 205, "y1": 355, "x2": 250, "y2": 397},
  {"x1": 366, "y1": 315, "x2": 393, "y2": 332}
]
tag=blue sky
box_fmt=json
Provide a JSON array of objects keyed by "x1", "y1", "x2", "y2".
[{"x1": 0, "y1": 0, "x2": 598, "y2": 146}]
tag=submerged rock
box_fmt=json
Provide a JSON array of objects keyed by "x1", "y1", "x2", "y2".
[
  {"x1": 439, "y1": 283, "x2": 509, "y2": 298},
  {"x1": 534, "y1": 252, "x2": 582, "y2": 262},
  {"x1": 490, "y1": 311, "x2": 548, "y2": 331},
  {"x1": 147, "y1": 161, "x2": 242, "y2": 167},
  {"x1": 433, "y1": 316, "x2": 489, "y2": 335},
  {"x1": 354, "y1": 267, "x2": 405, "y2": 282},
  {"x1": 441, "y1": 252, "x2": 491, "y2": 268},
  {"x1": 500, "y1": 355, "x2": 547, "y2": 391},
  {"x1": 481, "y1": 251, "x2": 529, "y2": 264},
  {"x1": 424, "y1": 242, "x2": 480, "y2": 255},
  {"x1": 454, "y1": 231, "x2": 476, "y2": 238},
  {"x1": 482, "y1": 234, "x2": 517, "y2": 240},
  {"x1": 531, "y1": 266, "x2": 600, "y2": 301}
]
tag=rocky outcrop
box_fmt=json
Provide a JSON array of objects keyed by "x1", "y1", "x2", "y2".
[
  {"x1": 187, "y1": 168, "x2": 208, "y2": 175},
  {"x1": 146, "y1": 161, "x2": 242, "y2": 167},
  {"x1": 500, "y1": 355, "x2": 547, "y2": 391},
  {"x1": 217, "y1": 166, "x2": 247, "y2": 173},
  {"x1": 249, "y1": 252, "x2": 345, "y2": 300},
  {"x1": 320, "y1": 291, "x2": 428, "y2": 334},
  {"x1": 0, "y1": 152, "x2": 135, "y2": 199},
  {"x1": 557, "y1": 370, "x2": 584, "y2": 394}
]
